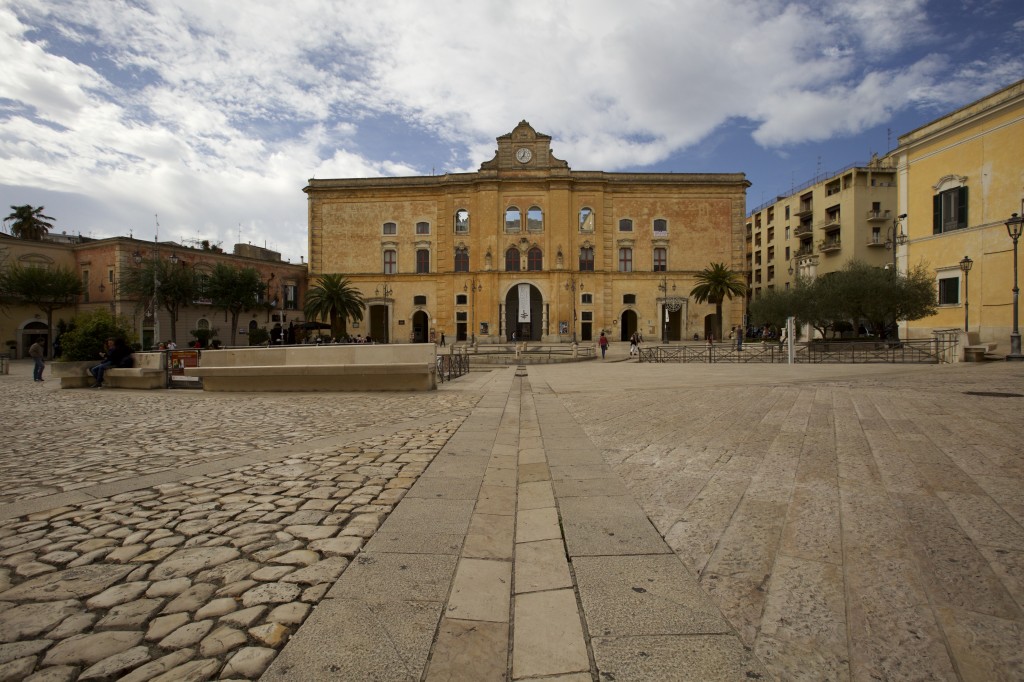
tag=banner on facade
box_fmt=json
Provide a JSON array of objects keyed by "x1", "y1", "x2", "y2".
[{"x1": 518, "y1": 283, "x2": 530, "y2": 323}]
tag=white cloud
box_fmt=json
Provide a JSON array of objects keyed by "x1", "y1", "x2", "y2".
[{"x1": 1, "y1": 0, "x2": 1021, "y2": 260}]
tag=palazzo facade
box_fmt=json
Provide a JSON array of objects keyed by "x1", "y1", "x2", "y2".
[{"x1": 305, "y1": 121, "x2": 749, "y2": 344}]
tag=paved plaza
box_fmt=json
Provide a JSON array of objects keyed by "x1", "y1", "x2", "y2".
[{"x1": 0, "y1": 356, "x2": 1022, "y2": 680}]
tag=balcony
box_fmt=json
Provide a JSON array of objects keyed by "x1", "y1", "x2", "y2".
[
  {"x1": 794, "y1": 224, "x2": 814, "y2": 237},
  {"x1": 866, "y1": 210, "x2": 892, "y2": 222},
  {"x1": 819, "y1": 238, "x2": 841, "y2": 253},
  {"x1": 794, "y1": 204, "x2": 814, "y2": 218},
  {"x1": 796, "y1": 245, "x2": 814, "y2": 257},
  {"x1": 866, "y1": 235, "x2": 886, "y2": 247},
  {"x1": 818, "y1": 216, "x2": 841, "y2": 232}
]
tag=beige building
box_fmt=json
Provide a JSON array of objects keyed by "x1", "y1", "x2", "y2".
[
  {"x1": 1, "y1": 234, "x2": 308, "y2": 357},
  {"x1": 746, "y1": 158, "x2": 898, "y2": 304},
  {"x1": 895, "y1": 79, "x2": 1024, "y2": 350},
  {"x1": 306, "y1": 121, "x2": 749, "y2": 345}
]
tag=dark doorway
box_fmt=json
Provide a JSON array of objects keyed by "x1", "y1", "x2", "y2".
[
  {"x1": 620, "y1": 310, "x2": 638, "y2": 341},
  {"x1": 370, "y1": 304, "x2": 389, "y2": 343},
  {"x1": 504, "y1": 283, "x2": 543, "y2": 341},
  {"x1": 456, "y1": 322, "x2": 467, "y2": 341},
  {"x1": 412, "y1": 310, "x2": 429, "y2": 343},
  {"x1": 581, "y1": 322, "x2": 592, "y2": 341},
  {"x1": 662, "y1": 307, "x2": 683, "y2": 342}
]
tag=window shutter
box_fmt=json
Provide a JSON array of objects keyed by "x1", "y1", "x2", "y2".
[
  {"x1": 957, "y1": 186, "x2": 969, "y2": 229},
  {"x1": 933, "y1": 194, "x2": 942, "y2": 234}
]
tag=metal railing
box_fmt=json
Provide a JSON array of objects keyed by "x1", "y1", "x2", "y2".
[
  {"x1": 639, "y1": 338, "x2": 958, "y2": 364},
  {"x1": 437, "y1": 353, "x2": 470, "y2": 382}
]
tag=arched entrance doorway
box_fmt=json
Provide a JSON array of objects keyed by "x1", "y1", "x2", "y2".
[
  {"x1": 703, "y1": 314, "x2": 717, "y2": 341},
  {"x1": 411, "y1": 310, "x2": 429, "y2": 343},
  {"x1": 504, "y1": 283, "x2": 543, "y2": 341},
  {"x1": 20, "y1": 321, "x2": 48, "y2": 359},
  {"x1": 619, "y1": 310, "x2": 637, "y2": 341}
]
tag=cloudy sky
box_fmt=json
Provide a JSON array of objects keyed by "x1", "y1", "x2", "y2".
[{"x1": 2, "y1": 0, "x2": 1022, "y2": 264}]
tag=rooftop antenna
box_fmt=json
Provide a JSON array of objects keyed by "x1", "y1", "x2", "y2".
[
  {"x1": 887, "y1": 127, "x2": 892, "y2": 151},
  {"x1": 238, "y1": 223, "x2": 241, "y2": 244},
  {"x1": 155, "y1": 214, "x2": 159, "y2": 242}
]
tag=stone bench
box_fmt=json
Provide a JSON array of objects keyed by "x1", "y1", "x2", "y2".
[
  {"x1": 184, "y1": 344, "x2": 437, "y2": 392},
  {"x1": 964, "y1": 343, "x2": 996, "y2": 362},
  {"x1": 105, "y1": 352, "x2": 167, "y2": 389},
  {"x1": 50, "y1": 352, "x2": 166, "y2": 389}
]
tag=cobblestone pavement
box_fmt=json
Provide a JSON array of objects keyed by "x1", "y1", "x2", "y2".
[
  {"x1": 1, "y1": 359, "x2": 1023, "y2": 680},
  {"x1": 0, "y1": 362, "x2": 476, "y2": 681}
]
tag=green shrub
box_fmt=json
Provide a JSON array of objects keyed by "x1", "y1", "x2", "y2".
[
  {"x1": 248, "y1": 327, "x2": 270, "y2": 346},
  {"x1": 57, "y1": 310, "x2": 136, "y2": 361},
  {"x1": 189, "y1": 327, "x2": 219, "y2": 348}
]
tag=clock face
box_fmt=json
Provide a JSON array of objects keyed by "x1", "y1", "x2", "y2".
[{"x1": 515, "y1": 147, "x2": 532, "y2": 163}]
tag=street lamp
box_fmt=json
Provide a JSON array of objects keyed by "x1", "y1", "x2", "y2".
[
  {"x1": 657, "y1": 276, "x2": 678, "y2": 343},
  {"x1": 464, "y1": 277, "x2": 482, "y2": 345},
  {"x1": 958, "y1": 256, "x2": 973, "y2": 333},
  {"x1": 885, "y1": 213, "x2": 908, "y2": 273},
  {"x1": 1005, "y1": 205, "x2": 1024, "y2": 360},
  {"x1": 564, "y1": 274, "x2": 582, "y2": 343},
  {"x1": 375, "y1": 281, "x2": 393, "y2": 343},
  {"x1": 885, "y1": 213, "x2": 908, "y2": 342}
]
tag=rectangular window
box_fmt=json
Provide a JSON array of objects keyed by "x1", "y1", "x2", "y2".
[
  {"x1": 653, "y1": 247, "x2": 666, "y2": 272},
  {"x1": 579, "y1": 247, "x2": 594, "y2": 272},
  {"x1": 454, "y1": 249, "x2": 469, "y2": 273},
  {"x1": 383, "y1": 222, "x2": 397, "y2": 235},
  {"x1": 938, "y1": 276, "x2": 960, "y2": 305},
  {"x1": 415, "y1": 221, "x2": 430, "y2": 235},
  {"x1": 284, "y1": 284, "x2": 297, "y2": 309},
  {"x1": 456, "y1": 311, "x2": 467, "y2": 321},
  {"x1": 384, "y1": 250, "x2": 397, "y2": 274},
  {"x1": 416, "y1": 249, "x2": 430, "y2": 273},
  {"x1": 653, "y1": 219, "x2": 667, "y2": 234},
  {"x1": 581, "y1": 294, "x2": 593, "y2": 305},
  {"x1": 618, "y1": 247, "x2": 632, "y2": 272},
  {"x1": 619, "y1": 218, "x2": 633, "y2": 232},
  {"x1": 933, "y1": 187, "x2": 968, "y2": 234},
  {"x1": 82, "y1": 270, "x2": 89, "y2": 303}
]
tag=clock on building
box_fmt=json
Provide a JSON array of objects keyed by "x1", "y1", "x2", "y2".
[{"x1": 515, "y1": 147, "x2": 533, "y2": 163}]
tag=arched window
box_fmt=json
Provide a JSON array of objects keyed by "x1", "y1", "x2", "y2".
[
  {"x1": 619, "y1": 218, "x2": 633, "y2": 232},
  {"x1": 579, "y1": 207, "x2": 594, "y2": 232},
  {"x1": 383, "y1": 221, "x2": 397, "y2": 235},
  {"x1": 383, "y1": 249, "x2": 397, "y2": 274},
  {"x1": 416, "y1": 221, "x2": 430, "y2": 235},
  {"x1": 454, "y1": 249, "x2": 469, "y2": 273},
  {"x1": 505, "y1": 247, "x2": 521, "y2": 272},
  {"x1": 618, "y1": 247, "x2": 632, "y2": 272},
  {"x1": 653, "y1": 218, "x2": 668, "y2": 234},
  {"x1": 653, "y1": 247, "x2": 667, "y2": 272},
  {"x1": 527, "y1": 206, "x2": 543, "y2": 232},
  {"x1": 454, "y1": 209, "x2": 469, "y2": 234},
  {"x1": 579, "y1": 247, "x2": 595, "y2": 271},
  {"x1": 505, "y1": 207, "x2": 521, "y2": 233},
  {"x1": 197, "y1": 318, "x2": 210, "y2": 330},
  {"x1": 527, "y1": 247, "x2": 543, "y2": 271},
  {"x1": 416, "y1": 249, "x2": 430, "y2": 273}
]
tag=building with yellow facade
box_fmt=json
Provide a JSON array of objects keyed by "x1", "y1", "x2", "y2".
[
  {"x1": 746, "y1": 158, "x2": 898, "y2": 304},
  {"x1": 896, "y1": 79, "x2": 1024, "y2": 350},
  {"x1": 305, "y1": 121, "x2": 749, "y2": 345}
]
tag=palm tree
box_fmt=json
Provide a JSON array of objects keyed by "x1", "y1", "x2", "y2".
[
  {"x1": 303, "y1": 274, "x2": 365, "y2": 339},
  {"x1": 4, "y1": 205, "x2": 55, "y2": 240},
  {"x1": 690, "y1": 262, "x2": 747, "y2": 339}
]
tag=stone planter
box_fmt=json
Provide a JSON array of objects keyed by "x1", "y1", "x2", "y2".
[{"x1": 49, "y1": 361, "x2": 95, "y2": 389}]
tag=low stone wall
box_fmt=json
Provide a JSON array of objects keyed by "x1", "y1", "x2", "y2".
[
  {"x1": 50, "y1": 353, "x2": 167, "y2": 389},
  {"x1": 184, "y1": 344, "x2": 437, "y2": 392}
]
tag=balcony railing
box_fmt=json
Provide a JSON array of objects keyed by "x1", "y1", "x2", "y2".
[
  {"x1": 866, "y1": 235, "x2": 886, "y2": 247},
  {"x1": 866, "y1": 210, "x2": 892, "y2": 221},
  {"x1": 819, "y1": 239, "x2": 841, "y2": 253},
  {"x1": 794, "y1": 224, "x2": 813, "y2": 237},
  {"x1": 818, "y1": 217, "x2": 841, "y2": 232}
]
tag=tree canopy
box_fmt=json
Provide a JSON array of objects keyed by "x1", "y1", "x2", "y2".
[
  {"x1": 747, "y1": 260, "x2": 938, "y2": 340},
  {"x1": 0, "y1": 263, "x2": 83, "y2": 339},
  {"x1": 4, "y1": 205, "x2": 55, "y2": 240},
  {"x1": 119, "y1": 257, "x2": 198, "y2": 345},
  {"x1": 303, "y1": 274, "x2": 365, "y2": 339},
  {"x1": 205, "y1": 263, "x2": 265, "y2": 346},
  {"x1": 689, "y1": 262, "x2": 747, "y2": 339}
]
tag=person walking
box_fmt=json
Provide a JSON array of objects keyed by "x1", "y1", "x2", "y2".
[
  {"x1": 440, "y1": 332, "x2": 446, "y2": 347},
  {"x1": 629, "y1": 332, "x2": 638, "y2": 356},
  {"x1": 736, "y1": 325, "x2": 743, "y2": 351},
  {"x1": 29, "y1": 337, "x2": 45, "y2": 382},
  {"x1": 598, "y1": 332, "x2": 608, "y2": 359}
]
